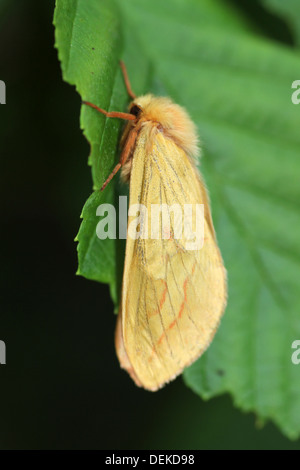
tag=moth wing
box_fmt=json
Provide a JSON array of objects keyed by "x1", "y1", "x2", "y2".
[{"x1": 117, "y1": 128, "x2": 227, "y2": 391}]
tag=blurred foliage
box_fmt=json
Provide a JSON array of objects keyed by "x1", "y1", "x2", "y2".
[
  {"x1": 262, "y1": 0, "x2": 300, "y2": 45},
  {"x1": 54, "y1": 0, "x2": 300, "y2": 439}
]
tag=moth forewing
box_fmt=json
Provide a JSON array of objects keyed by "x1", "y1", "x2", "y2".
[{"x1": 118, "y1": 124, "x2": 226, "y2": 391}]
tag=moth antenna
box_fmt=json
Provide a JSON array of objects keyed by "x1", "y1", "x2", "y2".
[{"x1": 120, "y1": 60, "x2": 136, "y2": 99}]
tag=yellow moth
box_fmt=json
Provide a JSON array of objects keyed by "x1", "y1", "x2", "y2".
[{"x1": 83, "y1": 62, "x2": 227, "y2": 391}]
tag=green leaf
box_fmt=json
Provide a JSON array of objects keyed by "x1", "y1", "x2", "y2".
[
  {"x1": 54, "y1": 0, "x2": 125, "y2": 293},
  {"x1": 261, "y1": 0, "x2": 300, "y2": 45},
  {"x1": 54, "y1": 0, "x2": 300, "y2": 439}
]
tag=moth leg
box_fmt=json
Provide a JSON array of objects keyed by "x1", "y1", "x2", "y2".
[
  {"x1": 82, "y1": 100, "x2": 136, "y2": 121},
  {"x1": 101, "y1": 127, "x2": 139, "y2": 191}
]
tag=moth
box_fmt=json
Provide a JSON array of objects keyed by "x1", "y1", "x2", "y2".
[{"x1": 83, "y1": 61, "x2": 227, "y2": 391}]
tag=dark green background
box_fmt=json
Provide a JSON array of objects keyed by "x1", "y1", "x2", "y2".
[{"x1": 0, "y1": 0, "x2": 299, "y2": 449}]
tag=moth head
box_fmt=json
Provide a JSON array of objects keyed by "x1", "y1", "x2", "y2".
[{"x1": 129, "y1": 103, "x2": 142, "y2": 118}]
